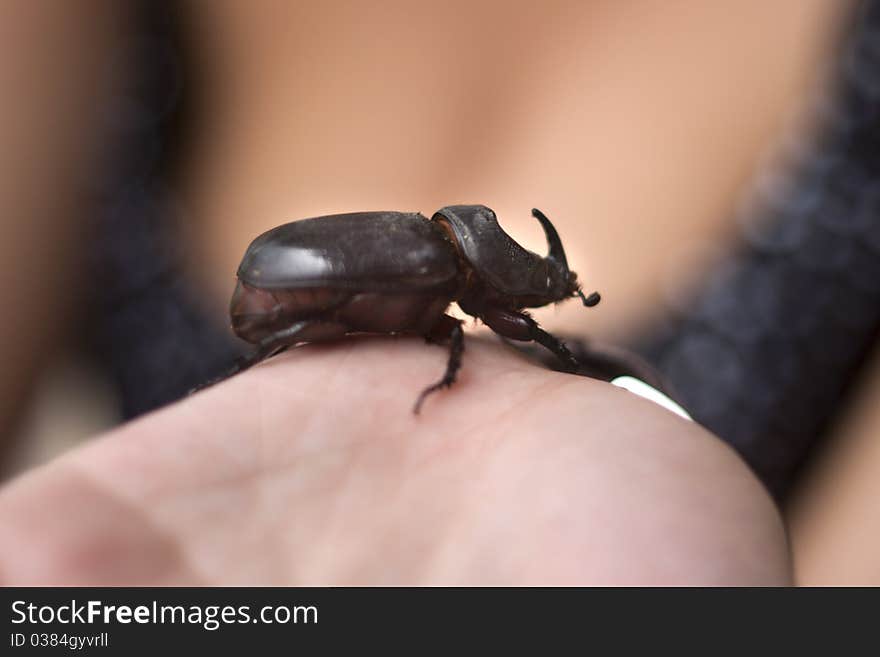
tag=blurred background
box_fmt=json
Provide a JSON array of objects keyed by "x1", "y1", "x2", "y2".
[{"x1": 1, "y1": 0, "x2": 878, "y2": 584}]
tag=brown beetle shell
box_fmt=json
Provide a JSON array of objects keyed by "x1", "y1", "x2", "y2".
[{"x1": 230, "y1": 211, "x2": 463, "y2": 344}]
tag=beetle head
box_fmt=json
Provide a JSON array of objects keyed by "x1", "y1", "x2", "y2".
[{"x1": 531, "y1": 208, "x2": 600, "y2": 307}]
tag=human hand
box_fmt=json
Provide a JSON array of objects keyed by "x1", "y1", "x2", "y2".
[{"x1": 0, "y1": 335, "x2": 789, "y2": 585}]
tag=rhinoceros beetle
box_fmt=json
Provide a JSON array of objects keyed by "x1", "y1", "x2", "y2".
[{"x1": 221, "y1": 205, "x2": 601, "y2": 413}]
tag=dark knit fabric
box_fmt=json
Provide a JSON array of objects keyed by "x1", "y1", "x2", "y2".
[{"x1": 84, "y1": 4, "x2": 242, "y2": 419}]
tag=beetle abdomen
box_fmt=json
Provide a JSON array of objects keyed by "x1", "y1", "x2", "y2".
[
  {"x1": 334, "y1": 292, "x2": 451, "y2": 334},
  {"x1": 237, "y1": 211, "x2": 460, "y2": 292},
  {"x1": 230, "y1": 282, "x2": 352, "y2": 342},
  {"x1": 231, "y1": 278, "x2": 454, "y2": 344}
]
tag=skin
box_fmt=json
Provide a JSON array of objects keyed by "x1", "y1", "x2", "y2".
[
  {"x1": 182, "y1": 0, "x2": 846, "y2": 337},
  {"x1": 0, "y1": 334, "x2": 789, "y2": 585},
  {"x1": 789, "y1": 348, "x2": 880, "y2": 585}
]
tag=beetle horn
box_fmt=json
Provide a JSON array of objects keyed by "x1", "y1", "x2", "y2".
[
  {"x1": 531, "y1": 208, "x2": 569, "y2": 270},
  {"x1": 532, "y1": 208, "x2": 600, "y2": 307}
]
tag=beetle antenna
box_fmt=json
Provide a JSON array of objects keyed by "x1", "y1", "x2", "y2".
[
  {"x1": 577, "y1": 290, "x2": 601, "y2": 307},
  {"x1": 531, "y1": 208, "x2": 569, "y2": 271}
]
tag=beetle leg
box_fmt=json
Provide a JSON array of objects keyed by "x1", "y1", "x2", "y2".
[
  {"x1": 188, "y1": 346, "x2": 276, "y2": 394},
  {"x1": 527, "y1": 323, "x2": 581, "y2": 372},
  {"x1": 480, "y1": 307, "x2": 581, "y2": 372},
  {"x1": 247, "y1": 318, "x2": 350, "y2": 363},
  {"x1": 413, "y1": 315, "x2": 465, "y2": 414},
  {"x1": 190, "y1": 320, "x2": 348, "y2": 393}
]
